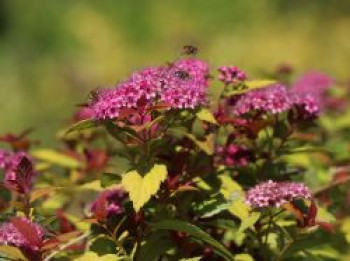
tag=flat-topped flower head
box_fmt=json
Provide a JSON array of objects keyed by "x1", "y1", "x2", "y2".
[
  {"x1": 91, "y1": 188, "x2": 127, "y2": 221},
  {"x1": 246, "y1": 180, "x2": 312, "y2": 208},
  {"x1": 218, "y1": 66, "x2": 246, "y2": 84},
  {"x1": 0, "y1": 149, "x2": 34, "y2": 194},
  {"x1": 90, "y1": 59, "x2": 210, "y2": 120},
  {"x1": 172, "y1": 58, "x2": 210, "y2": 88},
  {"x1": 233, "y1": 85, "x2": 292, "y2": 115},
  {"x1": 0, "y1": 217, "x2": 45, "y2": 259},
  {"x1": 90, "y1": 67, "x2": 165, "y2": 120}
]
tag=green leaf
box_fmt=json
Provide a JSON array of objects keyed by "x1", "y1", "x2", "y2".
[
  {"x1": 204, "y1": 219, "x2": 238, "y2": 230},
  {"x1": 152, "y1": 219, "x2": 234, "y2": 260},
  {"x1": 122, "y1": 164, "x2": 168, "y2": 211},
  {"x1": 137, "y1": 232, "x2": 174, "y2": 261},
  {"x1": 101, "y1": 172, "x2": 122, "y2": 188},
  {"x1": 193, "y1": 198, "x2": 231, "y2": 218},
  {"x1": 32, "y1": 149, "x2": 82, "y2": 169},
  {"x1": 90, "y1": 236, "x2": 117, "y2": 255},
  {"x1": 65, "y1": 119, "x2": 97, "y2": 134},
  {"x1": 196, "y1": 108, "x2": 218, "y2": 125}
]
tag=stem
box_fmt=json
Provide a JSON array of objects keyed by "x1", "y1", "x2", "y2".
[
  {"x1": 276, "y1": 239, "x2": 293, "y2": 261},
  {"x1": 314, "y1": 171, "x2": 350, "y2": 196},
  {"x1": 24, "y1": 194, "x2": 31, "y2": 217},
  {"x1": 256, "y1": 223, "x2": 269, "y2": 261},
  {"x1": 263, "y1": 211, "x2": 273, "y2": 246},
  {"x1": 44, "y1": 231, "x2": 90, "y2": 261}
]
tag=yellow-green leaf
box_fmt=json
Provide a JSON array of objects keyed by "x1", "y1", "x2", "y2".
[
  {"x1": 0, "y1": 245, "x2": 28, "y2": 261},
  {"x1": 238, "y1": 212, "x2": 260, "y2": 233},
  {"x1": 32, "y1": 149, "x2": 82, "y2": 169},
  {"x1": 185, "y1": 133, "x2": 215, "y2": 155},
  {"x1": 196, "y1": 108, "x2": 218, "y2": 125},
  {"x1": 77, "y1": 180, "x2": 103, "y2": 192},
  {"x1": 245, "y1": 80, "x2": 276, "y2": 89},
  {"x1": 122, "y1": 164, "x2": 168, "y2": 212},
  {"x1": 235, "y1": 253, "x2": 254, "y2": 261},
  {"x1": 65, "y1": 213, "x2": 91, "y2": 231},
  {"x1": 30, "y1": 186, "x2": 63, "y2": 203},
  {"x1": 219, "y1": 175, "x2": 251, "y2": 220},
  {"x1": 65, "y1": 119, "x2": 97, "y2": 134},
  {"x1": 226, "y1": 80, "x2": 276, "y2": 96},
  {"x1": 341, "y1": 218, "x2": 350, "y2": 244},
  {"x1": 74, "y1": 252, "x2": 118, "y2": 261}
]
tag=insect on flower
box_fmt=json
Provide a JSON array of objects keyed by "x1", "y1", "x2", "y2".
[
  {"x1": 89, "y1": 88, "x2": 101, "y2": 103},
  {"x1": 174, "y1": 70, "x2": 191, "y2": 80}
]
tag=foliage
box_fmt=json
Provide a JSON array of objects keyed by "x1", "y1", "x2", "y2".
[{"x1": 1, "y1": 49, "x2": 350, "y2": 261}]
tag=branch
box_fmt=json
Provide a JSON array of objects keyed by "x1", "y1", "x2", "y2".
[{"x1": 43, "y1": 231, "x2": 90, "y2": 261}]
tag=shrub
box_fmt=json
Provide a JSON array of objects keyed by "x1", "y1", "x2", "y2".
[{"x1": 1, "y1": 49, "x2": 350, "y2": 261}]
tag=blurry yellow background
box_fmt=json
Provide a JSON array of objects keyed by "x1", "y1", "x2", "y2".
[{"x1": 0, "y1": 0, "x2": 350, "y2": 144}]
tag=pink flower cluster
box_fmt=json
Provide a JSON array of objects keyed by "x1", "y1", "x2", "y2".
[
  {"x1": 232, "y1": 84, "x2": 320, "y2": 118},
  {"x1": 0, "y1": 149, "x2": 34, "y2": 194},
  {"x1": 233, "y1": 85, "x2": 292, "y2": 115},
  {"x1": 91, "y1": 188, "x2": 127, "y2": 220},
  {"x1": 0, "y1": 217, "x2": 45, "y2": 256},
  {"x1": 215, "y1": 144, "x2": 252, "y2": 167},
  {"x1": 246, "y1": 180, "x2": 312, "y2": 208},
  {"x1": 291, "y1": 71, "x2": 334, "y2": 105},
  {"x1": 90, "y1": 58, "x2": 210, "y2": 120},
  {"x1": 292, "y1": 93, "x2": 320, "y2": 119},
  {"x1": 218, "y1": 66, "x2": 246, "y2": 85}
]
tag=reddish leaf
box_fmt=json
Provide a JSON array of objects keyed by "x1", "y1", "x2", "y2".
[
  {"x1": 306, "y1": 200, "x2": 318, "y2": 226},
  {"x1": 11, "y1": 217, "x2": 43, "y2": 248},
  {"x1": 92, "y1": 192, "x2": 109, "y2": 222},
  {"x1": 42, "y1": 231, "x2": 82, "y2": 251},
  {"x1": 316, "y1": 221, "x2": 335, "y2": 233}
]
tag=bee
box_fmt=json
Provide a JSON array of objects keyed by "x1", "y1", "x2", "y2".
[
  {"x1": 89, "y1": 88, "x2": 101, "y2": 103},
  {"x1": 174, "y1": 70, "x2": 191, "y2": 80},
  {"x1": 182, "y1": 45, "x2": 198, "y2": 55}
]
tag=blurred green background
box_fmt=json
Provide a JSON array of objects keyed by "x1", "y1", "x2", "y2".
[{"x1": 1, "y1": 0, "x2": 350, "y2": 145}]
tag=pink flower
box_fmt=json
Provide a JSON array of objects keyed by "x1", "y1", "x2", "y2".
[
  {"x1": 89, "y1": 59, "x2": 210, "y2": 120},
  {"x1": 233, "y1": 85, "x2": 293, "y2": 115},
  {"x1": 292, "y1": 93, "x2": 320, "y2": 119},
  {"x1": 172, "y1": 58, "x2": 210, "y2": 88},
  {"x1": 90, "y1": 67, "x2": 165, "y2": 120},
  {"x1": 0, "y1": 217, "x2": 45, "y2": 259},
  {"x1": 73, "y1": 107, "x2": 95, "y2": 122},
  {"x1": 218, "y1": 66, "x2": 246, "y2": 84},
  {"x1": 291, "y1": 71, "x2": 334, "y2": 106},
  {"x1": 246, "y1": 180, "x2": 312, "y2": 208},
  {"x1": 91, "y1": 188, "x2": 127, "y2": 221},
  {"x1": 231, "y1": 84, "x2": 320, "y2": 119},
  {"x1": 215, "y1": 144, "x2": 253, "y2": 167}
]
